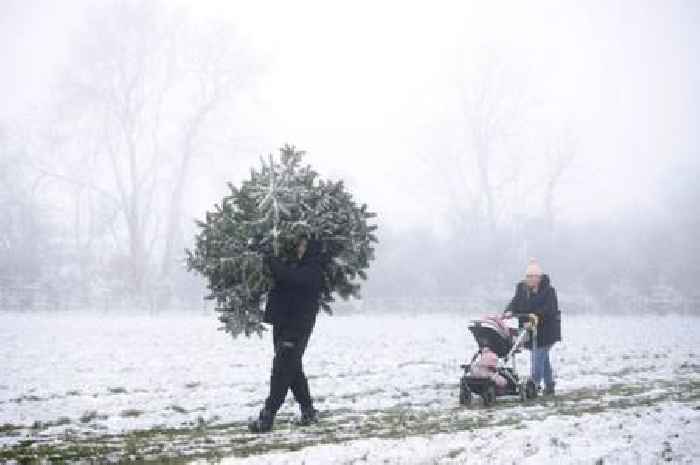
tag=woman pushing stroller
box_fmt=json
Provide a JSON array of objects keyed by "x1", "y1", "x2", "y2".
[{"x1": 504, "y1": 259, "x2": 561, "y2": 395}]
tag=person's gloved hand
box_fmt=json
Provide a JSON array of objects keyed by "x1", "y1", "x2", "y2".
[{"x1": 527, "y1": 314, "x2": 539, "y2": 327}]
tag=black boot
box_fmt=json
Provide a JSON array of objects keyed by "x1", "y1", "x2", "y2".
[
  {"x1": 296, "y1": 407, "x2": 319, "y2": 426},
  {"x1": 248, "y1": 407, "x2": 274, "y2": 433}
]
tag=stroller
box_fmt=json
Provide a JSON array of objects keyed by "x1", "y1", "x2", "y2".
[{"x1": 459, "y1": 313, "x2": 539, "y2": 406}]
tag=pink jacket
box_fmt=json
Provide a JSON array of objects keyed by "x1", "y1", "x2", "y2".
[{"x1": 471, "y1": 347, "x2": 507, "y2": 388}]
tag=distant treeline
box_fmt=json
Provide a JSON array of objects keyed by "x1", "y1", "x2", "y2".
[
  {"x1": 2, "y1": 141, "x2": 698, "y2": 314},
  {"x1": 361, "y1": 162, "x2": 700, "y2": 315}
]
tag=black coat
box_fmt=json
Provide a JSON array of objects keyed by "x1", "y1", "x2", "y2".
[
  {"x1": 263, "y1": 240, "x2": 323, "y2": 337},
  {"x1": 505, "y1": 274, "x2": 561, "y2": 347}
]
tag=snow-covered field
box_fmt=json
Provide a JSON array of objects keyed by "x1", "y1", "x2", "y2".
[{"x1": 1, "y1": 311, "x2": 698, "y2": 464}]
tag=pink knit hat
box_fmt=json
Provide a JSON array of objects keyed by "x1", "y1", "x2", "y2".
[{"x1": 525, "y1": 258, "x2": 543, "y2": 276}]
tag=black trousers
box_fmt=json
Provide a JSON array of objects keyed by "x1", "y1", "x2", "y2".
[{"x1": 264, "y1": 322, "x2": 314, "y2": 415}]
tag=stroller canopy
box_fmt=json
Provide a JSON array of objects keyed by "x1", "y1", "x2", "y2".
[{"x1": 468, "y1": 316, "x2": 513, "y2": 358}]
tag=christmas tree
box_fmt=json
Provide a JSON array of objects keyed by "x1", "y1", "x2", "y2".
[{"x1": 186, "y1": 145, "x2": 378, "y2": 337}]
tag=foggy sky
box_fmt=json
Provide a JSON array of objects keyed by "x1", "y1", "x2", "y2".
[{"x1": 2, "y1": 0, "x2": 699, "y2": 234}]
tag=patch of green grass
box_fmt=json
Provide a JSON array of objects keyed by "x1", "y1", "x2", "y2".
[
  {"x1": 0, "y1": 423, "x2": 23, "y2": 433},
  {"x1": 121, "y1": 409, "x2": 144, "y2": 418},
  {"x1": 169, "y1": 405, "x2": 189, "y2": 414},
  {"x1": 10, "y1": 394, "x2": 43, "y2": 403},
  {"x1": 80, "y1": 410, "x2": 108, "y2": 423},
  {"x1": 108, "y1": 386, "x2": 128, "y2": 394},
  {"x1": 398, "y1": 360, "x2": 439, "y2": 368},
  {"x1": 339, "y1": 388, "x2": 384, "y2": 400}
]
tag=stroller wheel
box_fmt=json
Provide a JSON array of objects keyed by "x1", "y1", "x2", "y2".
[
  {"x1": 459, "y1": 377, "x2": 472, "y2": 406},
  {"x1": 525, "y1": 379, "x2": 538, "y2": 400},
  {"x1": 519, "y1": 382, "x2": 528, "y2": 402},
  {"x1": 482, "y1": 383, "x2": 496, "y2": 406}
]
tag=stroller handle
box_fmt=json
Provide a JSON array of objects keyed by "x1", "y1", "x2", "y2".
[{"x1": 503, "y1": 312, "x2": 539, "y2": 326}]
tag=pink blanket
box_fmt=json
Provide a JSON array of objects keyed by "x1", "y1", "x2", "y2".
[{"x1": 470, "y1": 347, "x2": 507, "y2": 388}]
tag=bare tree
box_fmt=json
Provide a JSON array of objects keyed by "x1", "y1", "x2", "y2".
[
  {"x1": 0, "y1": 124, "x2": 47, "y2": 306},
  {"x1": 543, "y1": 126, "x2": 576, "y2": 232},
  {"x1": 160, "y1": 22, "x2": 253, "y2": 284},
  {"x1": 46, "y1": 1, "x2": 254, "y2": 300},
  {"x1": 458, "y1": 54, "x2": 531, "y2": 234}
]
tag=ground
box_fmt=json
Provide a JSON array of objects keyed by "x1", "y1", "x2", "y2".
[{"x1": 0, "y1": 311, "x2": 698, "y2": 464}]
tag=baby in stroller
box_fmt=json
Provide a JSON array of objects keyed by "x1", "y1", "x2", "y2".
[
  {"x1": 468, "y1": 316, "x2": 511, "y2": 392},
  {"x1": 469, "y1": 346, "x2": 507, "y2": 391}
]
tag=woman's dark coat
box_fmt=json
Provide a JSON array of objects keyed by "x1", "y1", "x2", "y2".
[
  {"x1": 505, "y1": 274, "x2": 561, "y2": 348},
  {"x1": 263, "y1": 240, "x2": 323, "y2": 337}
]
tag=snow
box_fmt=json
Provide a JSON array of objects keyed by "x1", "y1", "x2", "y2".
[
  {"x1": 213, "y1": 402, "x2": 700, "y2": 465},
  {"x1": 1, "y1": 311, "x2": 698, "y2": 463}
]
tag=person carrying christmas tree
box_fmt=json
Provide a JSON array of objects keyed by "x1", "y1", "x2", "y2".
[
  {"x1": 249, "y1": 236, "x2": 323, "y2": 433},
  {"x1": 504, "y1": 259, "x2": 561, "y2": 395}
]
